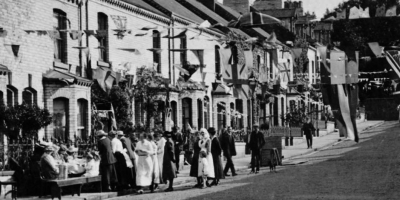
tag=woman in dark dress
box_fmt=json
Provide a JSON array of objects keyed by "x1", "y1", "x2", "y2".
[
  {"x1": 208, "y1": 127, "x2": 225, "y2": 186},
  {"x1": 189, "y1": 131, "x2": 202, "y2": 188},
  {"x1": 162, "y1": 131, "x2": 177, "y2": 192}
]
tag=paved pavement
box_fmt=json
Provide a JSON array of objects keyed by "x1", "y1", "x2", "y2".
[
  {"x1": 6, "y1": 119, "x2": 384, "y2": 200},
  {"x1": 111, "y1": 120, "x2": 396, "y2": 200}
]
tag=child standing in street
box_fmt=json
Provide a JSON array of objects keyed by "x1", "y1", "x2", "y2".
[{"x1": 198, "y1": 151, "x2": 209, "y2": 189}]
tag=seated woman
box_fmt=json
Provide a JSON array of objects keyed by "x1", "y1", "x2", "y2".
[
  {"x1": 83, "y1": 151, "x2": 100, "y2": 177},
  {"x1": 40, "y1": 146, "x2": 60, "y2": 180},
  {"x1": 66, "y1": 146, "x2": 86, "y2": 177}
]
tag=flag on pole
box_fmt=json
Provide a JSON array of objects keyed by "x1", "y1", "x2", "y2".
[
  {"x1": 385, "y1": 50, "x2": 400, "y2": 78},
  {"x1": 368, "y1": 42, "x2": 384, "y2": 57},
  {"x1": 162, "y1": 29, "x2": 187, "y2": 39},
  {"x1": 349, "y1": 6, "x2": 360, "y2": 19},
  {"x1": 375, "y1": 4, "x2": 386, "y2": 17},
  {"x1": 386, "y1": 5, "x2": 397, "y2": 17},
  {"x1": 336, "y1": 9, "x2": 347, "y2": 19},
  {"x1": 231, "y1": 12, "x2": 281, "y2": 28},
  {"x1": 359, "y1": 7, "x2": 370, "y2": 18}
]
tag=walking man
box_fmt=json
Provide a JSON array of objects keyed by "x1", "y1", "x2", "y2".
[
  {"x1": 220, "y1": 126, "x2": 237, "y2": 176},
  {"x1": 249, "y1": 123, "x2": 265, "y2": 174},
  {"x1": 97, "y1": 130, "x2": 118, "y2": 191},
  {"x1": 302, "y1": 117, "x2": 316, "y2": 149},
  {"x1": 172, "y1": 127, "x2": 183, "y2": 173}
]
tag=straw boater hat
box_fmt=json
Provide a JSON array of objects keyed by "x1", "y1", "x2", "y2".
[
  {"x1": 253, "y1": 123, "x2": 259, "y2": 127},
  {"x1": 96, "y1": 130, "x2": 107, "y2": 137},
  {"x1": 44, "y1": 146, "x2": 55, "y2": 152},
  {"x1": 116, "y1": 131, "x2": 124, "y2": 136},
  {"x1": 67, "y1": 146, "x2": 78, "y2": 153}
]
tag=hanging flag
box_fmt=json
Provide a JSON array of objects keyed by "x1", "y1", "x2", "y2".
[
  {"x1": 162, "y1": 29, "x2": 187, "y2": 39},
  {"x1": 198, "y1": 20, "x2": 211, "y2": 28},
  {"x1": 231, "y1": 12, "x2": 281, "y2": 28},
  {"x1": 349, "y1": 6, "x2": 360, "y2": 19},
  {"x1": 93, "y1": 66, "x2": 108, "y2": 92},
  {"x1": 69, "y1": 30, "x2": 84, "y2": 42},
  {"x1": 386, "y1": 5, "x2": 397, "y2": 17},
  {"x1": 219, "y1": 47, "x2": 233, "y2": 79},
  {"x1": 174, "y1": 64, "x2": 189, "y2": 75},
  {"x1": 11, "y1": 45, "x2": 20, "y2": 57},
  {"x1": 385, "y1": 50, "x2": 400, "y2": 78},
  {"x1": 84, "y1": 30, "x2": 96, "y2": 37},
  {"x1": 375, "y1": 4, "x2": 386, "y2": 17},
  {"x1": 110, "y1": 15, "x2": 127, "y2": 30},
  {"x1": 182, "y1": 64, "x2": 200, "y2": 81},
  {"x1": 118, "y1": 48, "x2": 141, "y2": 55},
  {"x1": 139, "y1": 26, "x2": 158, "y2": 31},
  {"x1": 265, "y1": 32, "x2": 278, "y2": 46},
  {"x1": 333, "y1": 84, "x2": 358, "y2": 142},
  {"x1": 336, "y1": 9, "x2": 347, "y2": 20},
  {"x1": 0, "y1": 28, "x2": 7, "y2": 37},
  {"x1": 330, "y1": 50, "x2": 346, "y2": 84},
  {"x1": 188, "y1": 49, "x2": 204, "y2": 66},
  {"x1": 368, "y1": 42, "x2": 384, "y2": 57},
  {"x1": 135, "y1": 32, "x2": 148, "y2": 37},
  {"x1": 147, "y1": 48, "x2": 163, "y2": 54},
  {"x1": 104, "y1": 70, "x2": 116, "y2": 94},
  {"x1": 47, "y1": 30, "x2": 61, "y2": 40},
  {"x1": 359, "y1": 7, "x2": 370, "y2": 18}
]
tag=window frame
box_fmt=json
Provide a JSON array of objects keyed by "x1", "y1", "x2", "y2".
[
  {"x1": 98, "y1": 12, "x2": 109, "y2": 62},
  {"x1": 53, "y1": 9, "x2": 68, "y2": 63},
  {"x1": 153, "y1": 30, "x2": 161, "y2": 73}
]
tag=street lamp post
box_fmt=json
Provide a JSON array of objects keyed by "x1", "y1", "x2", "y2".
[{"x1": 249, "y1": 77, "x2": 258, "y2": 131}]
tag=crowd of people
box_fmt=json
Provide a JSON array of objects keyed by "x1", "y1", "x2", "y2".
[{"x1": 37, "y1": 124, "x2": 244, "y2": 195}]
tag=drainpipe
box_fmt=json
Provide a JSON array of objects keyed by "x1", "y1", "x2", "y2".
[{"x1": 79, "y1": 2, "x2": 83, "y2": 73}]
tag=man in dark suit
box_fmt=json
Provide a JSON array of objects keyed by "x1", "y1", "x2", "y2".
[
  {"x1": 97, "y1": 130, "x2": 118, "y2": 191},
  {"x1": 249, "y1": 124, "x2": 266, "y2": 174},
  {"x1": 172, "y1": 127, "x2": 183, "y2": 172},
  {"x1": 220, "y1": 126, "x2": 237, "y2": 176},
  {"x1": 119, "y1": 131, "x2": 136, "y2": 189},
  {"x1": 302, "y1": 117, "x2": 316, "y2": 149}
]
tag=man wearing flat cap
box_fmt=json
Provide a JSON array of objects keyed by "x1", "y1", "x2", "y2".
[
  {"x1": 97, "y1": 130, "x2": 118, "y2": 191},
  {"x1": 249, "y1": 123, "x2": 265, "y2": 174},
  {"x1": 40, "y1": 146, "x2": 60, "y2": 180}
]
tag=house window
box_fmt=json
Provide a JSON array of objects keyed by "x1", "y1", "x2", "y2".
[
  {"x1": 235, "y1": 99, "x2": 243, "y2": 129},
  {"x1": 215, "y1": 46, "x2": 221, "y2": 75},
  {"x1": 231, "y1": 45, "x2": 239, "y2": 64},
  {"x1": 22, "y1": 88, "x2": 37, "y2": 106},
  {"x1": 204, "y1": 97, "x2": 210, "y2": 129},
  {"x1": 6, "y1": 86, "x2": 18, "y2": 107},
  {"x1": 153, "y1": 30, "x2": 161, "y2": 73},
  {"x1": 230, "y1": 102, "x2": 235, "y2": 128},
  {"x1": 197, "y1": 99, "x2": 203, "y2": 129},
  {"x1": 180, "y1": 34, "x2": 187, "y2": 64},
  {"x1": 77, "y1": 99, "x2": 88, "y2": 140},
  {"x1": 53, "y1": 9, "x2": 68, "y2": 63},
  {"x1": 98, "y1": 13, "x2": 109, "y2": 62},
  {"x1": 53, "y1": 98, "x2": 69, "y2": 142},
  {"x1": 171, "y1": 101, "x2": 178, "y2": 127},
  {"x1": 182, "y1": 98, "x2": 192, "y2": 131},
  {"x1": 247, "y1": 99, "x2": 251, "y2": 128},
  {"x1": 257, "y1": 55, "x2": 261, "y2": 70},
  {"x1": 0, "y1": 91, "x2": 3, "y2": 105},
  {"x1": 217, "y1": 102, "x2": 226, "y2": 130}
]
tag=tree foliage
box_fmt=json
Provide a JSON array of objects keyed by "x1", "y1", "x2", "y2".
[
  {"x1": 91, "y1": 81, "x2": 133, "y2": 129},
  {"x1": 283, "y1": 105, "x2": 308, "y2": 127},
  {"x1": 0, "y1": 104, "x2": 52, "y2": 140}
]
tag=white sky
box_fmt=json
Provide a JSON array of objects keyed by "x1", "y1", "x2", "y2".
[{"x1": 218, "y1": 0, "x2": 345, "y2": 19}]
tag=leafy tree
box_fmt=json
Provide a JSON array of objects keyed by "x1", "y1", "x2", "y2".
[
  {"x1": 132, "y1": 66, "x2": 169, "y2": 129},
  {"x1": 0, "y1": 104, "x2": 52, "y2": 140},
  {"x1": 283, "y1": 105, "x2": 308, "y2": 127}
]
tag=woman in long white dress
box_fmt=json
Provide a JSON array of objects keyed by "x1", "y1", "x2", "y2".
[
  {"x1": 155, "y1": 132, "x2": 166, "y2": 183},
  {"x1": 148, "y1": 134, "x2": 160, "y2": 192},
  {"x1": 135, "y1": 132, "x2": 154, "y2": 194},
  {"x1": 198, "y1": 128, "x2": 215, "y2": 180}
]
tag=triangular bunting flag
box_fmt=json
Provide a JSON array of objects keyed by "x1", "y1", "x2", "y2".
[
  {"x1": 162, "y1": 29, "x2": 187, "y2": 39},
  {"x1": 376, "y1": 4, "x2": 386, "y2": 17},
  {"x1": 11, "y1": 45, "x2": 20, "y2": 57},
  {"x1": 349, "y1": 6, "x2": 360, "y2": 19},
  {"x1": 359, "y1": 7, "x2": 370, "y2": 18},
  {"x1": 386, "y1": 5, "x2": 397, "y2": 17},
  {"x1": 336, "y1": 9, "x2": 346, "y2": 19},
  {"x1": 174, "y1": 64, "x2": 189, "y2": 75}
]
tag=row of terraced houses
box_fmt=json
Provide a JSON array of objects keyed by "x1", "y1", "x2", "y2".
[{"x1": 0, "y1": 0, "x2": 327, "y2": 142}]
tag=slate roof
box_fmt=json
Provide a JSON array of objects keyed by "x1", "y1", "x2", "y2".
[
  {"x1": 43, "y1": 70, "x2": 93, "y2": 86},
  {"x1": 176, "y1": 0, "x2": 230, "y2": 25},
  {"x1": 314, "y1": 23, "x2": 333, "y2": 31},
  {"x1": 258, "y1": 8, "x2": 298, "y2": 18},
  {"x1": 143, "y1": 0, "x2": 205, "y2": 23},
  {"x1": 120, "y1": 0, "x2": 168, "y2": 17}
]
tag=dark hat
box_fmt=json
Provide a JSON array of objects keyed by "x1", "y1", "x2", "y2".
[
  {"x1": 164, "y1": 131, "x2": 173, "y2": 138},
  {"x1": 109, "y1": 131, "x2": 117, "y2": 136},
  {"x1": 116, "y1": 131, "x2": 124, "y2": 136},
  {"x1": 96, "y1": 130, "x2": 107, "y2": 137},
  {"x1": 200, "y1": 151, "x2": 207, "y2": 157}
]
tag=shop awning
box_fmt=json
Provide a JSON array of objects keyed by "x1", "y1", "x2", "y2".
[
  {"x1": 0, "y1": 64, "x2": 10, "y2": 76},
  {"x1": 43, "y1": 69, "x2": 93, "y2": 87}
]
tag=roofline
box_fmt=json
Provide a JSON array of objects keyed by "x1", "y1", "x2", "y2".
[{"x1": 97, "y1": 0, "x2": 170, "y2": 24}]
